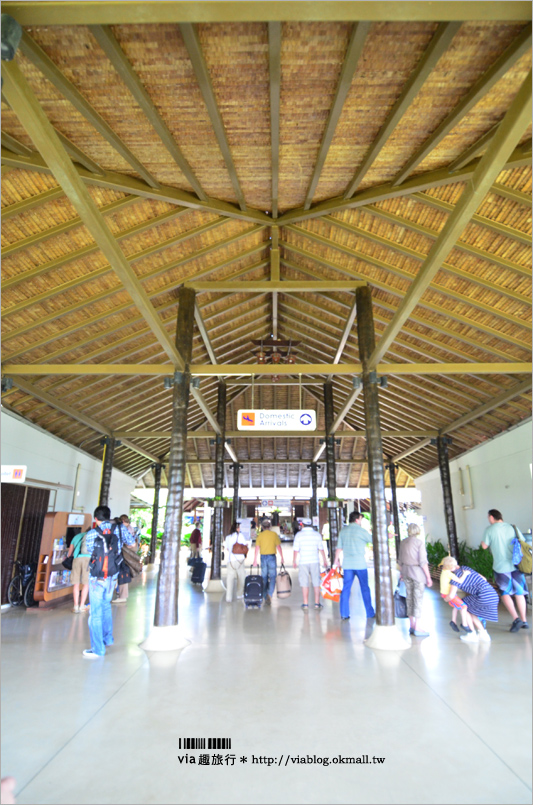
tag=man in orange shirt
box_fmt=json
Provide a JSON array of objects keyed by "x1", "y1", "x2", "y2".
[{"x1": 252, "y1": 519, "x2": 285, "y2": 605}]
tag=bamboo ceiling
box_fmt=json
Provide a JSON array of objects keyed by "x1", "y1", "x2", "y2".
[{"x1": 1, "y1": 2, "x2": 531, "y2": 493}]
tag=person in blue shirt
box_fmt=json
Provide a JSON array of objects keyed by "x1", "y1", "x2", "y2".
[
  {"x1": 82, "y1": 505, "x2": 135, "y2": 659},
  {"x1": 334, "y1": 511, "x2": 375, "y2": 620}
]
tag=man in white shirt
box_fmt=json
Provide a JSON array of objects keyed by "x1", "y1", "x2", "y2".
[{"x1": 293, "y1": 518, "x2": 328, "y2": 610}]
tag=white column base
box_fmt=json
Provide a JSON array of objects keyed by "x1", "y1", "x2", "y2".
[
  {"x1": 364, "y1": 624, "x2": 411, "y2": 651},
  {"x1": 203, "y1": 578, "x2": 226, "y2": 593},
  {"x1": 139, "y1": 625, "x2": 191, "y2": 652}
]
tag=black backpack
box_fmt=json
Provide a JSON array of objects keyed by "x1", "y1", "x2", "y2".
[{"x1": 89, "y1": 523, "x2": 121, "y2": 579}]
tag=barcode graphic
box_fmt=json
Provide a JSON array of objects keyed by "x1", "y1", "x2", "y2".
[{"x1": 178, "y1": 738, "x2": 231, "y2": 749}]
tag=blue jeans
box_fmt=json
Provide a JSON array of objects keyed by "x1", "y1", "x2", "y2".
[
  {"x1": 340, "y1": 569, "x2": 375, "y2": 619},
  {"x1": 261, "y1": 555, "x2": 277, "y2": 600},
  {"x1": 88, "y1": 575, "x2": 116, "y2": 655}
]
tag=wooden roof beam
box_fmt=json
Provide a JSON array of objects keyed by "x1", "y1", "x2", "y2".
[
  {"x1": 0, "y1": 148, "x2": 271, "y2": 225},
  {"x1": 7, "y1": 376, "x2": 161, "y2": 463},
  {"x1": 281, "y1": 248, "x2": 527, "y2": 361},
  {"x1": 354, "y1": 206, "x2": 531, "y2": 284},
  {"x1": 369, "y1": 69, "x2": 532, "y2": 369},
  {"x1": 392, "y1": 26, "x2": 532, "y2": 186},
  {"x1": 392, "y1": 378, "x2": 532, "y2": 462},
  {"x1": 447, "y1": 122, "x2": 499, "y2": 172},
  {"x1": 1, "y1": 130, "x2": 32, "y2": 156},
  {"x1": 2, "y1": 57, "x2": 183, "y2": 365},
  {"x1": 179, "y1": 23, "x2": 246, "y2": 211},
  {"x1": 20, "y1": 31, "x2": 160, "y2": 188},
  {"x1": 1, "y1": 195, "x2": 138, "y2": 261},
  {"x1": 268, "y1": 21, "x2": 281, "y2": 219},
  {"x1": 1, "y1": 185, "x2": 64, "y2": 219},
  {"x1": 409, "y1": 191, "x2": 532, "y2": 246},
  {"x1": 345, "y1": 21, "x2": 461, "y2": 196},
  {"x1": 89, "y1": 24, "x2": 206, "y2": 200},
  {"x1": 274, "y1": 143, "x2": 531, "y2": 225},
  {"x1": 4, "y1": 2, "x2": 532, "y2": 24},
  {"x1": 304, "y1": 21, "x2": 370, "y2": 209},
  {"x1": 6, "y1": 362, "x2": 529, "y2": 377},
  {"x1": 283, "y1": 229, "x2": 531, "y2": 346},
  {"x1": 491, "y1": 182, "x2": 532, "y2": 207}
]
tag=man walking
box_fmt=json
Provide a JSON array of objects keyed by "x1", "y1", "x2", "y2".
[
  {"x1": 481, "y1": 509, "x2": 529, "y2": 631},
  {"x1": 252, "y1": 518, "x2": 284, "y2": 605},
  {"x1": 293, "y1": 518, "x2": 328, "y2": 610},
  {"x1": 82, "y1": 506, "x2": 135, "y2": 658},
  {"x1": 334, "y1": 511, "x2": 375, "y2": 620}
]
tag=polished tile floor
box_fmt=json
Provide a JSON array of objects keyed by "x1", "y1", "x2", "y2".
[{"x1": 1, "y1": 548, "x2": 531, "y2": 805}]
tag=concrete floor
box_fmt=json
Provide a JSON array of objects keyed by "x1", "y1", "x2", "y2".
[{"x1": 1, "y1": 547, "x2": 531, "y2": 805}]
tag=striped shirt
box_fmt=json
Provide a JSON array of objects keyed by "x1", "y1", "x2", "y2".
[{"x1": 293, "y1": 527, "x2": 326, "y2": 564}]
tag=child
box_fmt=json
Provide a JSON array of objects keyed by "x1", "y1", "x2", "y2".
[{"x1": 439, "y1": 556, "x2": 475, "y2": 633}]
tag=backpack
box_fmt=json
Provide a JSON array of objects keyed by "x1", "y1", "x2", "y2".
[
  {"x1": 89, "y1": 524, "x2": 121, "y2": 579},
  {"x1": 512, "y1": 526, "x2": 533, "y2": 574}
]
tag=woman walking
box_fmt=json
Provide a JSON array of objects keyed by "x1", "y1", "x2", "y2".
[
  {"x1": 224, "y1": 522, "x2": 250, "y2": 603},
  {"x1": 398, "y1": 523, "x2": 433, "y2": 636}
]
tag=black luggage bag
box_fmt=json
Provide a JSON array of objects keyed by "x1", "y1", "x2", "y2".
[
  {"x1": 244, "y1": 567, "x2": 263, "y2": 608},
  {"x1": 191, "y1": 560, "x2": 207, "y2": 585}
]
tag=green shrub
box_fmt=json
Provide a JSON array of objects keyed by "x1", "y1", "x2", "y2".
[{"x1": 426, "y1": 540, "x2": 448, "y2": 566}]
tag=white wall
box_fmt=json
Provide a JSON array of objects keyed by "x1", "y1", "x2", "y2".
[
  {"x1": 1, "y1": 410, "x2": 136, "y2": 516},
  {"x1": 416, "y1": 419, "x2": 532, "y2": 547}
]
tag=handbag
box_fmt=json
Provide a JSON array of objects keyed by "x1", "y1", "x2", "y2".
[
  {"x1": 232, "y1": 540, "x2": 248, "y2": 557},
  {"x1": 62, "y1": 555, "x2": 74, "y2": 571},
  {"x1": 121, "y1": 543, "x2": 143, "y2": 577},
  {"x1": 275, "y1": 563, "x2": 292, "y2": 598},
  {"x1": 394, "y1": 588, "x2": 408, "y2": 619}
]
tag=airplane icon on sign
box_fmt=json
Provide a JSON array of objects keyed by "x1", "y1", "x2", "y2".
[{"x1": 243, "y1": 415, "x2": 253, "y2": 423}]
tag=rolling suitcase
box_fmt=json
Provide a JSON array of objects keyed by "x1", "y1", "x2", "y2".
[
  {"x1": 191, "y1": 560, "x2": 207, "y2": 585},
  {"x1": 244, "y1": 566, "x2": 263, "y2": 608}
]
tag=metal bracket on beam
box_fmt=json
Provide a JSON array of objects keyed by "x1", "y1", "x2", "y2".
[
  {"x1": 352, "y1": 376, "x2": 362, "y2": 390},
  {"x1": 431, "y1": 436, "x2": 453, "y2": 446},
  {"x1": 164, "y1": 371, "x2": 185, "y2": 388},
  {"x1": 190, "y1": 377, "x2": 201, "y2": 389},
  {"x1": 1, "y1": 376, "x2": 14, "y2": 393},
  {"x1": 100, "y1": 436, "x2": 121, "y2": 447}
]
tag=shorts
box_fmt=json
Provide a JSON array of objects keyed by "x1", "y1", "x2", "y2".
[
  {"x1": 298, "y1": 562, "x2": 320, "y2": 588},
  {"x1": 441, "y1": 593, "x2": 466, "y2": 610},
  {"x1": 493, "y1": 570, "x2": 528, "y2": 596},
  {"x1": 71, "y1": 556, "x2": 90, "y2": 585}
]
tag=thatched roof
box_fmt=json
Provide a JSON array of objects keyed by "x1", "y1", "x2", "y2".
[{"x1": 1, "y1": 2, "x2": 531, "y2": 493}]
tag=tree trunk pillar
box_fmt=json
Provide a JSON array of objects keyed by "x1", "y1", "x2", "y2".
[
  {"x1": 436, "y1": 435, "x2": 460, "y2": 559},
  {"x1": 150, "y1": 462, "x2": 163, "y2": 564},
  {"x1": 324, "y1": 382, "x2": 339, "y2": 564},
  {"x1": 98, "y1": 436, "x2": 116, "y2": 507},
  {"x1": 388, "y1": 459, "x2": 401, "y2": 560}
]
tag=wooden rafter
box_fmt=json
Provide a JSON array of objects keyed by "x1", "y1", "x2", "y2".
[
  {"x1": 268, "y1": 21, "x2": 281, "y2": 219},
  {"x1": 369, "y1": 70, "x2": 532, "y2": 369},
  {"x1": 345, "y1": 21, "x2": 461, "y2": 196},
  {"x1": 179, "y1": 23, "x2": 246, "y2": 211},
  {"x1": 88, "y1": 24, "x2": 206, "y2": 200},
  {"x1": 304, "y1": 21, "x2": 370, "y2": 209},
  {"x1": 20, "y1": 31, "x2": 160, "y2": 188},
  {"x1": 391, "y1": 26, "x2": 532, "y2": 186},
  {"x1": 0, "y1": 148, "x2": 270, "y2": 224}
]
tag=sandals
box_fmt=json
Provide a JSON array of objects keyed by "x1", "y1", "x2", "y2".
[
  {"x1": 301, "y1": 604, "x2": 309, "y2": 609},
  {"x1": 315, "y1": 603, "x2": 323, "y2": 610}
]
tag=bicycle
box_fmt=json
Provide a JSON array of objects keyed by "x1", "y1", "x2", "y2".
[{"x1": 8, "y1": 561, "x2": 37, "y2": 607}]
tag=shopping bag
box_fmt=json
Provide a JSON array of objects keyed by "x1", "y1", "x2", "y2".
[{"x1": 320, "y1": 567, "x2": 343, "y2": 602}]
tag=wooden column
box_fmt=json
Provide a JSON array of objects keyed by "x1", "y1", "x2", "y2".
[
  {"x1": 356, "y1": 286, "x2": 394, "y2": 627},
  {"x1": 388, "y1": 459, "x2": 401, "y2": 559},
  {"x1": 308, "y1": 462, "x2": 318, "y2": 522},
  {"x1": 324, "y1": 383, "x2": 339, "y2": 563},
  {"x1": 436, "y1": 435, "x2": 460, "y2": 559},
  {"x1": 210, "y1": 381, "x2": 226, "y2": 581},
  {"x1": 154, "y1": 287, "x2": 195, "y2": 627},
  {"x1": 150, "y1": 462, "x2": 163, "y2": 563},
  {"x1": 98, "y1": 436, "x2": 116, "y2": 507},
  {"x1": 232, "y1": 462, "x2": 241, "y2": 522}
]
